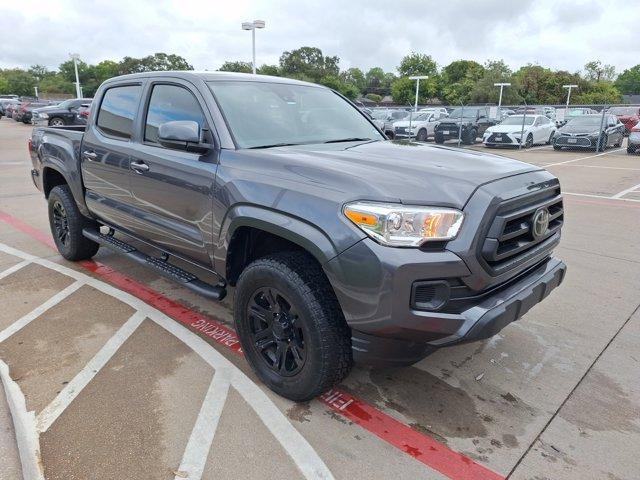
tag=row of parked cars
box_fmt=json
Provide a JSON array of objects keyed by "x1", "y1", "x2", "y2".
[
  {"x1": 0, "y1": 95, "x2": 92, "y2": 126},
  {"x1": 365, "y1": 104, "x2": 640, "y2": 155}
]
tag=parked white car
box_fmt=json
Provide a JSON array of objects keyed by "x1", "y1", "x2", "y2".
[
  {"x1": 419, "y1": 107, "x2": 449, "y2": 117},
  {"x1": 393, "y1": 111, "x2": 444, "y2": 141},
  {"x1": 482, "y1": 114, "x2": 556, "y2": 148}
]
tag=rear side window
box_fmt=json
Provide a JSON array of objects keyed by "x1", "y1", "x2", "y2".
[
  {"x1": 96, "y1": 85, "x2": 142, "y2": 139},
  {"x1": 144, "y1": 84, "x2": 206, "y2": 144}
]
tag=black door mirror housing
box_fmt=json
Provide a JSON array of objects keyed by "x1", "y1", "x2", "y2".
[{"x1": 158, "y1": 120, "x2": 211, "y2": 153}]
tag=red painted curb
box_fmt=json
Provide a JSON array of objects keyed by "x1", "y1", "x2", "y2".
[{"x1": 0, "y1": 209, "x2": 505, "y2": 480}]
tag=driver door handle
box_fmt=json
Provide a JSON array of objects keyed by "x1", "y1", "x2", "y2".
[
  {"x1": 83, "y1": 150, "x2": 98, "y2": 161},
  {"x1": 130, "y1": 161, "x2": 149, "y2": 174}
]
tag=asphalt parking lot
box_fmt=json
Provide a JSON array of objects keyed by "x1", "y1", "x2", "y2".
[{"x1": 0, "y1": 118, "x2": 639, "y2": 480}]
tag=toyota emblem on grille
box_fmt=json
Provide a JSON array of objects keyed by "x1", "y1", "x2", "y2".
[{"x1": 532, "y1": 207, "x2": 550, "y2": 239}]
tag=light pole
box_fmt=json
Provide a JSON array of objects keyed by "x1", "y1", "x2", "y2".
[
  {"x1": 241, "y1": 20, "x2": 266, "y2": 74},
  {"x1": 34, "y1": 86, "x2": 38, "y2": 100},
  {"x1": 494, "y1": 82, "x2": 511, "y2": 110},
  {"x1": 69, "y1": 53, "x2": 82, "y2": 98},
  {"x1": 408, "y1": 75, "x2": 428, "y2": 112},
  {"x1": 563, "y1": 84, "x2": 578, "y2": 109}
]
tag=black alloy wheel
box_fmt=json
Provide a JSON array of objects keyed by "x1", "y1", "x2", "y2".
[
  {"x1": 52, "y1": 200, "x2": 70, "y2": 247},
  {"x1": 247, "y1": 287, "x2": 306, "y2": 376}
]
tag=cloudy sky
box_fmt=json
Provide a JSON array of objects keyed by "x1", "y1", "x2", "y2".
[{"x1": 1, "y1": 0, "x2": 638, "y2": 75}]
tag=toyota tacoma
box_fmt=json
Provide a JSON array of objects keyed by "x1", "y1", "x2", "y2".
[{"x1": 28, "y1": 72, "x2": 566, "y2": 401}]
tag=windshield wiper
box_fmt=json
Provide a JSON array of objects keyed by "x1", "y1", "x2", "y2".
[
  {"x1": 324, "y1": 137, "x2": 372, "y2": 143},
  {"x1": 248, "y1": 142, "x2": 301, "y2": 149}
]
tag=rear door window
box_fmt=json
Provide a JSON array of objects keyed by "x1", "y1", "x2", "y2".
[{"x1": 96, "y1": 85, "x2": 142, "y2": 139}]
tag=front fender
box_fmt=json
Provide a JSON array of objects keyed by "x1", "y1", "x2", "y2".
[{"x1": 213, "y1": 205, "x2": 346, "y2": 275}]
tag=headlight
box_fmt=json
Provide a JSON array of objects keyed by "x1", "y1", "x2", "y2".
[
  {"x1": 591, "y1": 131, "x2": 600, "y2": 136},
  {"x1": 38, "y1": 113, "x2": 48, "y2": 119},
  {"x1": 343, "y1": 201, "x2": 464, "y2": 247}
]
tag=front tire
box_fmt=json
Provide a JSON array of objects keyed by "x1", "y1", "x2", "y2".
[
  {"x1": 416, "y1": 128, "x2": 428, "y2": 142},
  {"x1": 547, "y1": 132, "x2": 555, "y2": 145},
  {"x1": 234, "y1": 252, "x2": 352, "y2": 402},
  {"x1": 434, "y1": 132, "x2": 445, "y2": 144},
  {"x1": 48, "y1": 185, "x2": 100, "y2": 261}
]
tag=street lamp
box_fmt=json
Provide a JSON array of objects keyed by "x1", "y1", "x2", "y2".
[
  {"x1": 494, "y1": 82, "x2": 511, "y2": 110},
  {"x1": 241, "y1": 19, "x2": 266, "y2": 74},
  {"x1": 563, "y1": 84, "x2": 578, "y2": 109},
  {"x1": 69, "y1": 53, "x2": 82, "y2": 98},
  {"x1": 408, "y1": 75, "x2": 428, "y2": 112}
]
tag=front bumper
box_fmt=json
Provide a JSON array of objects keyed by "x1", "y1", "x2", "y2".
[
  {"x1": 554, "y1": 135, "x2": 596, "y2": 148},
  {"x1": 324, "y1": 170, "x2": 565, "y2": 367},
  {"x1": 483, "y1": 132, "x2": 523, "y2": 146}
]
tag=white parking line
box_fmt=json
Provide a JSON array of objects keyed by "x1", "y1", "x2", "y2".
[
  {"x1": 0, "y1": 242, "x2": 335, "y2": 480},
  {"x1": 563, "y1": 192, "x2": 640, "y2": 203},
  {"x1": 0, "y1": 360, "x2": 44, "y2": 480},
  {"x1": 556, "y1": 164, "x2": 640, "y2": 171},
  {"x1": 36, "y1": 310, "x2": 147, "y2": 433},
  {"x1": 612, "y1": 182, "x2": 640, "y2": 199},
  {"x1": 0, "y1": 260, "x2": 30, "y2": 280},
  {"x1": 0, "y1": 281, "x2": 83, "y2": 344},
  {"x1": 174, "y1": 371, "x2": 231, "y2": 480},
  {"x1": 544, "y1": 148, "x2": 624, "y2": 167}
]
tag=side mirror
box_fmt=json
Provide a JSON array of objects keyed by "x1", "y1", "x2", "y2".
[{"x1": 158, "y1": 120, "x2": 211, "y2": 153}]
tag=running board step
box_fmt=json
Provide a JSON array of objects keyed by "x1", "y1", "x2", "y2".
[{"x1": 82, "y1": 228, "x2": 226, "y2": 301}]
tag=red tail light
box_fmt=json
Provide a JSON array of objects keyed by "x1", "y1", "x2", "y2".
[
  {"x1": 80, "y1": 110, "x2": 90, "y2": 118},
  {"x1": 28, "y1": 138, "x2": 33, "y2": 152}
]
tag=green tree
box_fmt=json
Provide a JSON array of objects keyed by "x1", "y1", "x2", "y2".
[
  {"x1": 117, "y1": 53, "x2": 193, "y2": 75},
  {"x1": 279, "y1": 47, "x2": 339, "y2": 82},
  {"x1": 218, "y1": 61, "x2": 253, "y2": 73},
  {"x1": 615, "y1": 65, "x2": 640, "y2": 95},
  {"x1": 573, "y1": 81, "x2": 622, "y2": 104},
  {"x1": 441, "y1": 60, "x2": 484, "y2": 84},
  {"x1": 1, "y1": 69, "x2": 36, "y2": 97},
  {"x1": 468, "y1": 60, "x2": 521, "y2": 104},
  {"x1": 584, "y1": 60, "x2": 616, "y2": 83},
  {"x1": 257, "y1": 64, "x2": 280, "y2": 76},
  {"x1": 440, "y1": 60, "x2": 484, "y2": 104},
  {"x1": 319, "y1": 75, "x2": 359, "y2": 99},
  {"x1": 341, "y1": 67, "x2": 366, "y2": 92},
  {"x1": 0, "y1": 75, "x2": 10, "y2": 95},
  {"x1": 365, "y1": 67, "x2": 385, "y2": 88},
  {"x1": 38, "y1": 74, "x2": 75, "y2": 95},
  {"x1": 391, "y1": 76, "x2": 438, "y2": 105},
  {"x1": 397, "y1": 52, "x2": 438, "y2": 77}
]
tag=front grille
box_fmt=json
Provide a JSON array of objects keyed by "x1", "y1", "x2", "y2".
[
  {"x1": 555, "y1": 135, "x2": 592, "y2": 147},
  {"x1": 481, "y1": 187, "x2": 563, "y2": 274},
  {"x1": 487, "y1": 133, "x2": 515, "y2": 144},
  {"x1": 395, "y1": 127, "x2": 408, "y2": 134}
]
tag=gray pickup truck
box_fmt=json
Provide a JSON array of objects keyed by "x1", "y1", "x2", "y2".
[{"x1": 28, "y1": 71, "x2": 566, "y2": 401}]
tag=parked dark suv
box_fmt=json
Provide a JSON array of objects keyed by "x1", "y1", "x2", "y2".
[
  {"x1": 29, "y1": 72, "x2": 566, "y2": 401},
  {"x1": 434, "y1": 106, "x2": 497, "y2": 144}
]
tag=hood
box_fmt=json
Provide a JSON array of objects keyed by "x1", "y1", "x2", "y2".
[
  {"x1": 33, "y1": 105, "x2": 61, "y2": 113},
  {"x1": 559, "y1": 123, "x2": 601, "y2": 134},
  {"x1": 486, "y1": 124, "x2": 530, "y2": 134},
  {"x1": 233, "y1": 141, "x2": 541, "y2": 209},
  {"x1": 438, "y1": 117, "x2": 474, "y2": 126},
  {"x1": 393, "y1": 120, "x2": 428, "y2": 128}
]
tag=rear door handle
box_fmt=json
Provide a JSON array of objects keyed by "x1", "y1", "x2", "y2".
[
  {"x1": 130, "y1": 161, "x2": 149, "y2": 174},
  {"x1": 83, "y1": 150, "x2": 98, "y2": 161}
]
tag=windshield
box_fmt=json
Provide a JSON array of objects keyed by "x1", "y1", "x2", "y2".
[
  {"x1": 371, "y1": 110, "x2": 389, "y2": 120},
  {"x1": 208, "y1": 81, "x2": 384, "y2": 148},
  {"x1": 568, "y1": 109, "x2": 588, "y2": 117},
  {"x1": 448, "y1": 107, "x2": 480, "y2": 118},
  {"x1": 55, "y1": 99, "x2": 75, "y2": 109},
  {"x1": 500, "y1": 116, "x2": 534, "y2": 126},
  {"x1": 565, "y1": 116, "x2": 601, "y2": 126}
]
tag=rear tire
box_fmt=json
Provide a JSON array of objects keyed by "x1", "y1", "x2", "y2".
[
  {"x1": 234, "y1": 252, "x2": 352, "y2": 402},
  {"x1": 628, "y1": 145, "x2": 637, "y2": 154},
  {"x1": 48, "y1": 117, "x2": 66, "y2": 127},
  {"x1": 48, "y1": 185, "x2": 100, "y2": 261}
]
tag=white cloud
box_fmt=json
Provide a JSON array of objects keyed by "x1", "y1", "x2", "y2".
[{"x1": 1, "y1": 0, "x2": 638, "y2": 75}]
